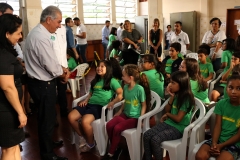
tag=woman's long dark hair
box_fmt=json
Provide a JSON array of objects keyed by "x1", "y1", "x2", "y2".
[
  {"x1": 184, "y1": 58, "x2": 208, "y2": 92},
  {"x1": 0, "y1": 14, "x2": 22, "y2": 56},
  {"x1": 142, "y1": 54, "x2": 166, "y2": 81},
  {"x1": 171, "y1": 71, "x2": 195, "y2": 113},
  {"x1": 222, "y1": 38, "x2": 235, "y2": 52},
  {"x1": 123, "y1": 64, "x2": 151, "y2": 112},
  {"x1": 91, "y1": 60, "x2": 113, "y2": 91}
]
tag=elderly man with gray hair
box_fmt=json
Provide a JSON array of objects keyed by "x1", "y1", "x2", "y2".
[{"x1": 24, "y1": 6, "x2": 69, "y2": 160}]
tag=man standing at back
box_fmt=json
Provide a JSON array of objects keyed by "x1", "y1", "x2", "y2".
[
  {"x1": 117, "y1": 22, "x2": 123, "y2": 41},
  {"x1": 102, "y1": 20, "x2": 110, "y2": 59},
  {"x1": 169, "y1": 21, "x2": 190, "y2": 56},
  {"x1": 0, "y1": 2, "x2": 13, "y2": 15},
  {"x1": 24, "y1": 6, "x2": 69, "y2": 160},
  {"x1": 73, "y1": 17, "x2": 88, "y2": 63}
]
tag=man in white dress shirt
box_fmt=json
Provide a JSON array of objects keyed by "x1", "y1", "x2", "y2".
[
  {"x1": 117, "y1": 23, "x2": 123, "y2": 41},
  {"x1": 24, "y1": 6, "x2": 69, "y2": 160},
  {"x1": 169, "y1": 21, "x2": 190, "y2": 56}
]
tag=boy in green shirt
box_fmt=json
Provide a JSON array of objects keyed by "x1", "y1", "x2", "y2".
[
  {"x1": 67, "y1": 52, "x2": 77, "y2": 71},
  {"x1": 198, "y1": 48, "x2": 214, "y2": 82}
]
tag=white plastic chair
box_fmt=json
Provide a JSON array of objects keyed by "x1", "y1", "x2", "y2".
[
  {"x1": 71, "y1": 93, "x2": 123, "y2": 156},
  {"x1": 186, "y1": 52, "x2": 198, "y2": 60},
  {"x1": 68, "y1": 63, "x2": 89, "y2": 98},
  {"x1": 188, "y1": 107, "x2": 216, "y2": 160},
  {"x1": 101, "y1": 91, "x2": 161, "y2": 160},
  {"x1": 207, "y1": 71, "x2": 216, "y2": 86},
  {"x1": 143, "y1": 97, "x2": 206, "y2": 160},
  {"x1": 208, "y1": 71, "x2": 224, "y2": 99}
]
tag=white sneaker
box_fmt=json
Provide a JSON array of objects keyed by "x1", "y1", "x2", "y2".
[
  {"x1": 79, "y1": 143, "x2": 95, "y2": 152},
  {"x1": 79, "y1": 136, "x2": 86, "y2": 148}
]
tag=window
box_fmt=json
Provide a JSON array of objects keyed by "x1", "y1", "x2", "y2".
[
  {"x1": 115, "y1": 0, "x2": 136, "y2": 23},
  {"x1": 0, "y1": 0, "x2": 19, "y2": 15},
  {"x1": 83, "y1": 0, "x2": 111, "y2": 24},
  {"x1": 41, "y1": 0, "x2": 77, "y2": 23}
]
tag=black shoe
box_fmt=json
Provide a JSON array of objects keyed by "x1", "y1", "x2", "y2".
[
  {"x1": 19, "y1": 144, "x2": 23, "y2": 152},
  {"x1": 102, "y1": 154, "x2": 114, "y2": 160},
  {"x1": 113, "y1": 148, "x2": 122, "y2": 160},
  {"x1": 53, "y1": 140, "x2": 63, "y2": 148},
  {"x1": 42, "y1": 155, "x2": 68, "y2": 160}
]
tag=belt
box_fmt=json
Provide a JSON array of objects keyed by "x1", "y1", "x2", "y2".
[{"x1": 28, "y1": 77, "x2": 56, "y2": 85}]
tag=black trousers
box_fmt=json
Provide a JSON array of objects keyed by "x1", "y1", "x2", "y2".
[
  {"x1": 56, "y1": 78, "x2": 68, "y2": 115},
  {"x1": 27, "y1": 77, "x2": 57, "y2": 158}
]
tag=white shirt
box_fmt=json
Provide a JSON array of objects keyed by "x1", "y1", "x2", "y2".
[
  {"x1": 15, "y1": 43, "x2": 23, "y2": 59},
  {"x1": 165, "y1": 30, "x2": 174, "y2": 41},
  {"x1": 202, "y1": 30, "x2": 226, "y2": 58},
  {"x1": 52, "y1": 25, "x2": 68, "y2": 68},
  {"x1": 238, "y1": 29, "x2": 240, "y2": 35},
  {"x1": 24, "y1": 24, "x2": 63, "y2": 81},
  {"x1": 76, "y1": 23, "x2": 87, "y2": 45},
  {"x1": 117, "y1": 26, "x2": 123, "y2": 41},
  {"x1": 169, "y1": 30, "x2": 190, "y2": 55}
]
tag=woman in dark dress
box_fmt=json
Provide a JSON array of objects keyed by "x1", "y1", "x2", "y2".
[
  {"x1": 149, "y1": 18, "x2": 163, "y2": 57},
  {"x1": 0, "y1": 14, "x2": 27, "y2": 160}
]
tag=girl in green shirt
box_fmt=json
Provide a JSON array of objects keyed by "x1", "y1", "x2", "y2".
[
  {"x1": 141, "y1": 54, "x2": 166, "y2": 99},
  {"x1": 143, "y1": 71, "x2": 195, "y2": 160},
  {"x1": 107, "y1": 27, "x2": 117, "y2": 56},
  {"x1": 68, "y1": 60, "x2": 123, "y2": 152},
  {"x1": 196, "y1": 75, "x2": 240, "y2": 160},
  {"x1": 179, "y1": 58, "x2": 210, "y2": 103},
  {"x1": 105, "y1": 64, "x2": 151, "y2": 159},
  {"x1": 220, "y1": 38, "x2": 235, "y2": 73}
]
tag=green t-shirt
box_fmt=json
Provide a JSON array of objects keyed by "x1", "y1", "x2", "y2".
[
  {"x1": 199, "y1": 62, "x2": 214, "y2": 78},
  {"x1": 123, "y1": 84, "x2": 146, "y2": 118},
  {"x1": 109, "y1": 48, "x2": 118, "y2": 58},
  {"x1": 88, "y1": 78, "x2": 121, "y2": 106},
  {"x1": 165, "y1": 96, "x2": 193, "y2": 133},
  {"x1": 206, "y1": 56, "x2": 211, "y2": 63},
  {"x1": 67, "y1": 57, "x2": 77, "y2": 71},
  {"x1": 190, "y1": 80, "x2": 210, "y2": 103},
  {"x1": 178, "y1": 53, "x2": 184, "y2": 59},
  {"x1": 221, "y1": 50, "x2": 232, "y2": 73},
  {"x1": 143, "y1": 69, "x2": 164, "y2": 98},
  {"x1": 214, "y1": 99, "x2": 240, "y2": 147},
  {"x1": 108, "y1": 34, "x2": 116, "y2": 47},
  {"x1": 165, "y1": 58, "x2": 175, "y2": 74}
]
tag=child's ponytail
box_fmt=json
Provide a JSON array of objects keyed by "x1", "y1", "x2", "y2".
[{"x1": 139, "y1": 72, "x2": 151, "y2": 112}]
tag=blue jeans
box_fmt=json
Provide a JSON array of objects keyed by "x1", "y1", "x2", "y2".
[
  {"x1": 76, "y1": 44, "x2": 87, "y2": 63},
  {"x1": 102, "y1": 42, "x2": 108, "y2": 59}
]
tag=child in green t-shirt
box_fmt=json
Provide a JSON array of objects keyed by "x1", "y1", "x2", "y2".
[
  {"x1": 109, "y1": 40, "x2": 121, "y2": 59},
  {"x1": 179, "y1": 58, "x2": 210, "y2": 103},
  {"x1": 196, "y1": 75, "x2": 240, "y2": 160},
  {"x1": 141, "y1": 54, "x2": 165, "y2": 99},
  {"x1": 107, "y1": 27, "x2": 117, "y2": 55},
  {"x1": 211, "y1": 52, "x2": 240, "y2": 102},
  {"x1": 67, "y1": 52, "x2": 77, "y2": 71},
  {"x1": 220, "y1": 38, "x2": 235, "y2": 73},
  {"x1": 199, "y1": 43, "x2": 211, "y2": 63},
  {"x1": 105, "y1": 64, "x2": 151, "y2": 159},
  {"x1": 163, "y1": 42, "x2": 183, "y2": 79},
  {"x1": 197, "y1": 48, "x2": 214, "y2": 82},
  {"x1": 143, "y1": 71, "x2": 194, "y2": 159},
  {"x1": 68, "y1": 60, "x2": 123, "y2": 152}
]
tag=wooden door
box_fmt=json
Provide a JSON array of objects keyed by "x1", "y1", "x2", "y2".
[{"x1": 226, "y1": 9, "x2": 240, "y2": 39}]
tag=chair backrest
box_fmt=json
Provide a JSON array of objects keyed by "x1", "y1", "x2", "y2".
[
  {"x1": 75, "y1": 63, "x2": 89, "y2": 77},
  {"x1": 180, "y1": 98, "x2": 206, "y2": 159},
  {"x1": 186, "y1": 52, "x2": 198, "y2": 60},
  {"x1": 188, "y1": 106, "x2": 215, "y2": 159}
]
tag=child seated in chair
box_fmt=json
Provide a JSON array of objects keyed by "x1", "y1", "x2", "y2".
[
  {"x1": 68, "y1": 60, "x2": 123, "y2": 152},
  {"x1": 67, "y1": 51, "x2": 78, "y2": 79},
  {"x1": 198, "y1": 48, "x2": 214, "y2": 82},
  {"x1": 196, "y1": 75, "x2": 240, "y2": 160}
]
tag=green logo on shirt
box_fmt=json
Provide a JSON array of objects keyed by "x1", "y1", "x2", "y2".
[{"x1": 51, "y1": 36, "x2": 55, "y2": 41}]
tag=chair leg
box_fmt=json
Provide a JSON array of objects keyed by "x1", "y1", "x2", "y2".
[
  {"x1": 69, "y1": 79, "x2": 76, "y2": 98},
  {"x1": 83, "y1": 77, "x2": 87, "y2": 93}
]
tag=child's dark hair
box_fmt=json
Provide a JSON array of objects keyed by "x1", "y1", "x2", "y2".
[
  {"x1": 197, "y1": 48, "x2": 208, "y2": 55},
  {"x1": 184, "y1": 58, "x2": 208, "y2": 91},
  {"x1": 91, "y1": 60, "x2": 113, "y2": 91},
  {"x1": 171, "y1": 71, "x2": 195, "y2": 113},
  {"x1": 141, "y1": 54, "x2": 166, "y2": 81},
  {"x1": 170, "y1": 42, "x2": 181, "y2": 53},
  {"x1": 233, "y1": 51, "x2": 240, "y2": 59},
  {"x1": 110, "y1": 27, "x2": 117, "y2": 35},
  {"x1": 112, "y1": 40, "x2": 121, "y2": 50},
  {"x1": 232, "y1": 64, "x2": 240, "y2": 76},
  {"x1": 199, "y1": 44, "x2": 210, "y2": 55},
  {"x1": 222, "y1": 38, "x2": 235, "y2": 51},
  {"x1": 108, "y1": 57, "x2": 122, "y2": 80},
  {"x1": 227, "y1": 74, "x2": 240, "y2": 85},
  {"x1": 123, "y1": 64, "x2": 151, "y2": 112}
]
